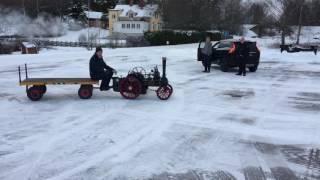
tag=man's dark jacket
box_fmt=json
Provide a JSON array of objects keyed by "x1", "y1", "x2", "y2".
[
  {"x1": 236, "y1": 43, "x2": 250, "y2": 62},
  {"x1": 90, "y1": 55, "x2": 113, "y2": 79}
]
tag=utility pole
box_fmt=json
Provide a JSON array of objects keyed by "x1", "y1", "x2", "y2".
[
  {"x1": 22, "y1": 0, "x2": 26, "y2": 17},
  {"x1": 88, "y1": 0, "x2": 91, "y2": 50},
  {"x1": 296, "y1": 1, "x2": 304, "y2": 45},
  {"x1": 36, "y1": 0, "x2": 40, "y2": 16}
]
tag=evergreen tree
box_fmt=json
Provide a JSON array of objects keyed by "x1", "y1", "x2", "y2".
[
  {"x1": 68, "y1": 0, "x2": 87, "y2": 21},
  {"x1": 91, "y1": 0, "x2": 118, "y2": 13}
]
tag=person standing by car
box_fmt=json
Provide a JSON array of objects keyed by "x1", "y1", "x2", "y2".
[
  {"x1": 236, "y1": 37, "x2": 249, "y2": 76},
  {"x1": 90, "y1": 47, "x2": 116, "y2": 91},
  {"x1": 201, "y1": 36, "x2": 213, "y2": 73}
]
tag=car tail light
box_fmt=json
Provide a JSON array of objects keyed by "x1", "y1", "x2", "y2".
[
  {"x1": 229, "y1": 43, "x2": 236, "y2": 54},
  {"x1": 256, "y1": 44, "x2": 261, "y2": 53}
]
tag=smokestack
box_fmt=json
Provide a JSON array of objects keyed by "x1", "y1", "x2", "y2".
[{"x1": 139, "y1": 0, "x2": 145, "y2": 9}]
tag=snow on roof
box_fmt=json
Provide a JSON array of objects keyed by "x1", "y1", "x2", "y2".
[
  {"x1": 22, "y1": 42, "x2": 36, "y2": 48},
  {"x1": 112, "y1": 4, "x2": 158, "y2": 18},
  {"x1": 84, "y1": 11, "x2": 103, "y2": 19}
]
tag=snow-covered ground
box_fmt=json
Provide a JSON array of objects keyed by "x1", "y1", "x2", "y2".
[
  {"x1": 0, "y1": 41, "x2": 319, "y2": 180},
  {"x1": 243, "y1": 25, "x2": 320, "y2": 46}
]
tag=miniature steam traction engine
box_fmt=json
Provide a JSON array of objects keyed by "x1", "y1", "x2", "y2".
[{"x1": 19, "y1": 57, "x2": 173, "y2": 101}]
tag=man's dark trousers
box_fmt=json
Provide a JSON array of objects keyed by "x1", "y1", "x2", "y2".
[
  {"x1": 204, "y1": 55, "x2": 211, "y2": 72},
  {"x1": 238, "y1": 57, "x2": 247, "y2": 75},
  {"x1": 92, "y1": 70, "x2": 114, "y2": 90}
]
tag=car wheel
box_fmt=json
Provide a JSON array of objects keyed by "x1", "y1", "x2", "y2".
[
  {"x1": 249, "y1": 65, "x2": 258, "y2": 72},
  {"x1": 220, "y1": 61, "x2": 229, "y2": 72}
]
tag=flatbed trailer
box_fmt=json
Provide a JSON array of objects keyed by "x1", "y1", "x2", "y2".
[
  {"x1": 20, "y1": 78, "x2": 99, "y2": 86},
  {"x1": 18, "y1": 64, "x2": 100, "y2": 101},
  {"x1": 18, "y1": 58, "x2": 173, "y2": 101},
  {"x1": 280, "y1": 44, "x2": 318, "y2": 55}
]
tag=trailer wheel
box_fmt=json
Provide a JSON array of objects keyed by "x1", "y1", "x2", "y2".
[
  {"x1": 78, "y1": 85, "x2": 93, "y2": 99},
  {"x1": 156, "y1": 84, "x2": 173, "y2": 100},
  {"x1": 27, "y1": 86, "x2": 43, "y2": 101},
  {"x1": 119, "y1": 76, "x2": 142, "y2": 99},
  {"x1": 35, "y1": 85, "x2": 47, "y2": 94}
]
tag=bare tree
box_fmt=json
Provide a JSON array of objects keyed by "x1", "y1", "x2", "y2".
[
  {"x1": 296, "y1": 0, "x2": 305, "y2": 45},
  {"x1": 160, "y1": 0, "x2": 223, "y2": 31}
]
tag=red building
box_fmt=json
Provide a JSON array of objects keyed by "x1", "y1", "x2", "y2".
[
  {"x1": 21, "y1": 42, "x2": 38, "y2": 54},
  {"x1": 85, "y1": 11, "x2": 109, "y2": 29}
]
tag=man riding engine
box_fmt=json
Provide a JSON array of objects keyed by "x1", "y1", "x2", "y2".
[{"x1": 89, "y1": 47, "x2": 117, "y2": 91}]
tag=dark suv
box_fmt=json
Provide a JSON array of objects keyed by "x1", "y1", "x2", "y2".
[{"x1": 198, "y1": 39, "x2": 260, "y2": 72}]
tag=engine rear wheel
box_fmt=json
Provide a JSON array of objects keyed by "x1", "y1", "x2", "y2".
[
  {"x1": 156, "y1": 84, "x2": 173, "y2": 100},
  {"x1": 78, "y1": 85, "x2": 93, "y2": 99},
  {"x1": 119, "y1": 76, "x2": 142, "y2": 99},
  {"x1": 27, "y1": 86, "x2": 43, "y2": 101}
]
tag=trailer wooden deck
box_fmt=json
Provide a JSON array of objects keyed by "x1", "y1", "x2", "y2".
[{"x1": 20, "y1": 78, "x2": 99, "y2": 86}]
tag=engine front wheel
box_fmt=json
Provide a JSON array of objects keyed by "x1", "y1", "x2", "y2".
[{"x1": 156, "y1": 84, "x2": 173, "y2": 100}]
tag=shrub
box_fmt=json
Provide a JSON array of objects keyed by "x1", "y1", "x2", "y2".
[
  {"x1": 78, "y1": 33, "x2": 87, "y2": 42},
  {"x1": 144, "y1": 31, "x2": 222, "y2": 46},
  {"x1": 0, "y1": 42, "x2": 16, "y2": 54}
]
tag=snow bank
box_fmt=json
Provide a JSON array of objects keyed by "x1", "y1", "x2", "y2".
[{"x1": 47, "y1": 28, "x2": 109, "y2": 44}]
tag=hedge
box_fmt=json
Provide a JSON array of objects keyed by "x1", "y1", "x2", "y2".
[{"x1": 144, "y1": 30, "x2": 222, "y2": 46}]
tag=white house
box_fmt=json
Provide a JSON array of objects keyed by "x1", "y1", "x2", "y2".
[{"x1": 109, "y1": 3, "x2": 162, "y2": 36}]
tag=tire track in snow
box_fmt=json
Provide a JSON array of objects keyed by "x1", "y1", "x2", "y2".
[
  {"x1": 1, "y1": 100, "x2": 137, "y2": 179},
  {"x1": 48, "y1": 91, "x2": 185, "y2": 180},
  {"x1": 254, "y1": 143, "x2": 299, "y2": 180},
  {"x1": 239, "y1": 143, "x2": 268, "y2": 180},
  {"x1": 45, "y1": 118, "x2": 170, "y2": 180}
]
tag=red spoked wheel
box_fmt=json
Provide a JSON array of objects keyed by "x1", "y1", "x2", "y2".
[
  {"x1": 119, "y1": 76, "x2": 142, "y2": 99},
  {"x1": 78, "y1": 85, "x2": 93, "y2": 99},
  {"x1": 35, "y1": 85, "x2": 47, "y2": 94},
  {"x1": 156, "y1": 84, "x2": 173, "y2": 100},
  {"x1": 27, "y1": 86, "x2": 43, "y2": 101}
]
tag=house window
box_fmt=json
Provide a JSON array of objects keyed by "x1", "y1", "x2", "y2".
[
  {"x1": 122, "y1": 24, "x2": 125, "y2": 29},
  {"x1": 132, "y1": 24, "x2": 135, "y2": 29},
  {"x1": 153, "y1": 24, "x2": 156, "y2": 30},
  {"x1": 127, "y1": 24, "x2": 130, "y2": 28},
  {"x1": 112, "y1": 15, "x2": 116, "y2": 19},
  {"x1": 129, "y1": 13, "x2": 134, "y2": 18},
  {"x1": 137, "y1": 24, "x2": 140, "y2": 29}
]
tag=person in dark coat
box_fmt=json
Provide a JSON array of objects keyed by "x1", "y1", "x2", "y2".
[
  {"x1": 90, "y1": 47, "x2": 116, "y2": 91},
  {"x1": 236, "y1": 37, "x2": 249, "y2": 76},
  {"x1": 201, "y1": 36, "x2": 213, "y2": 73}
]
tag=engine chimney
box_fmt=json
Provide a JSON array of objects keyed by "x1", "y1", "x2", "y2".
[{"x1": 139, "y1": 0, "x2": 145, "y2": 9}]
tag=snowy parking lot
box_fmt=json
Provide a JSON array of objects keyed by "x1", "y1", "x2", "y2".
[{"x1": 0, "y1": 43, "x2": 319, "y2": 180}]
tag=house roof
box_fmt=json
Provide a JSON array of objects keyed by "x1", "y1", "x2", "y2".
[
  {"x1": 22, "y1": 42, "x2": 36, "y2": 48},
  {"x1": 112, "y1": 4, "x2": 158, "y2": 18},
  {"x1": 84, "y1": 11, "x2": 103, "y2": 19}
]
